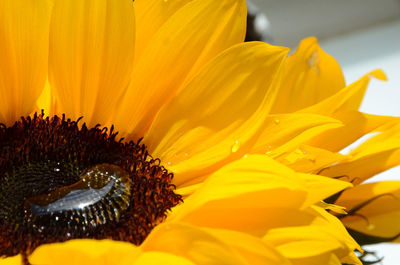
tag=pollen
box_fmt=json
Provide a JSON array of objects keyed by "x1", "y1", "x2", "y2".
[{"x1": 0, "y1": 112, "x2": 182, "y2": 260}]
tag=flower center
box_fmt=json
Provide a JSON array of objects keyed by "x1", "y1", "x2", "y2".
[{"x1": 0, "y1": 112, "x2": 181, "y2": 258}]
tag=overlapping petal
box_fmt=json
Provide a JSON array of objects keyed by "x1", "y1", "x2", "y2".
[
  {"x1": 299, "y1": 69, "x2": 386, "y2": 115},
  {"x1": 263, "y1": 206, "x2": 361, "y2": 265},
  {"x1": 114, "y1": 0, "x2": 247, "y2": 138},
  {"x1": 277, "y1": 145, "x2": 348, "y2": 173},
  {"x1": 0, "y1": 0, "x2": 52, "y2": 125},
  {"x1": 48, "y1": 0, "x2": 135, "y2": 127},
  {"x1": 320, "y1": 123, "x2": 400, "y2": 184},
  {"x1": 169, "y1": 155, "x2": 351, "y2": 235},
  {"x1": 271, "y1": 37, "x2": 345, "y2": 113},
  {"x1": 336, "y1": 181, "x2": 400, "y2": 244},
  {"x1": 307, "y1": 111, "x2": 397, "y2": 152},
  {"x1": 142, "y1": 223, "x2": 290, "y2": 265},
  {"x1": 250, "y1": 113, "x2": 342, "y2": 157},
  {"x1": 144, "y1": 42, "x2": 288, "y2": 187}
]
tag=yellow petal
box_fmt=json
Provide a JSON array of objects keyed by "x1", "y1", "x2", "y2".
[
  {"x1": 307, "y1": 111, "x2": 397, "y2": 152},
  {"x1": 134, "y1": 252, "x2": 195, "y2": 265},
  {"x1": 271, "y1": 37, "x2": 345, "y2": 113},
  {"x1": 48, "y1": 0, "x2": 135, "y2": 127},
  {"x1": 263, "y1": 206, "x2": 361, "y2": 265},
  {"x1": 134, "y1": 0, "x2": 194, "y2": 61},
  {"x1": 142, "y1": 223, "x2": 247, "y2": 265},
  {"x1": 250, "y1": 113, "x2": 343, "y2": 157},
  {"x1": 144, "y1": 42, "x2": 288, "y2": 187},
  {"x1": 278, "y1": 145, "x2": 348, "y2": 173},
  {"x1": 0, "y1": 255, "x2": 21, "y2": 265},
  {"x1": 299, "y1": 69, "x2": 387, "y2": 115},
  {"x1": 321, "y1": 123, "x2": 400, "y2": 183},
  {"x1": 203, "y1": 228, "x2": 291, "y2": 265},
  {"x1": 0, "y1": 0, "x2": 52, "y2": 124},
  {"x1": 114, "y1": 0, "x2": 247, "y2": 138},
  {"x1": 169, "y1": 155, "x2": 351, "y2": 235},
  {"x1": 337, "y1": 181, "x2": 400, "y2": 242},
  {"x1": 29, "y1": 239, "x2": 139, "y2": 265}
]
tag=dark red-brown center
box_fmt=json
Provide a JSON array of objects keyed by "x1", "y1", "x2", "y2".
[{"x1": 0, "y1": 112, "x2": 181, "y2": 259}]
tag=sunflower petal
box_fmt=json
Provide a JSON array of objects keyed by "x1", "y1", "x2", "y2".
[
  {"x1": 169, "y1": 155, "x2": 351, "y2": 235},
  {"x1": 144, "y1": 42, "x2": 288, "y2": 187},
  {"x1": 307, "y1": 111, "x2": 397, "y2": 152},
  {"x1": 29, "y1": 239, "x2": 139, "y2": 265},
  {"x1": 203, "y1": 228, "x2": 291, "y2": 265},
  {"x1": 337, "y1": 181, "x2": 400, "y2": 243},
  {"x1": 0, "y1": 0, "x2": 52, "y2": 124},
  {"x1": 263, "y1": 206, "x2": 361, "y2": 265},
  {"x1": 133, "y1": 0, "x2": 194, "y2": 61},
  {"x1": 321, "y1": 123, "x2": 400, "y2": 183},
  {"x1": 278, "y1": 145, "x2": 348, "y2": 173},
  {"x1": 299, "y1": 69, "x2": 387, "y2": 115},
  {"x1": 250, "y1": 113, "x2": 343, "y2": 157},
  {"x1": 114, "y1": 0, "x2": 247, "y2": 138},
  {"x1": 48, "y1": 0, "x2": 135, "y2": 126},
  {"x1": 0, "y1": 255, "x2": 20, "y2": 265},
  {"x1": 142, "y1": 223, "x2": 247, "y2": 265},
  {"x1": 142, "y1": 223, "x2": 290, "y2": 265},
  {"x1": 271, "y1": 37, "x2": 345, "y2": 113},
  {"x1": 134, "y1": 252, "x2": 195, "y2": 265}
]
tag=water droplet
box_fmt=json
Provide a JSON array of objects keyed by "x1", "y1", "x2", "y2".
[
  {"x1": 243, "y1": 154, "x2": 248, "y2": 159},
  {"x1": 307, "y1": 51, "x2": 320, "y2": 74},
  {"x1": 295, "y1": 148, "x2": 303, "y2": 155},
  {"x1": 167, "y1": 161, "x2": 172, "y2": 166},
  {"x1": 184, "y1": 153, "x2": 189, "y2": 157},
  {"x1": 274, "y1": 118, "x2": 280, "y2": 125},
  {"x1": 367, "y1": 223, "x2": 375, "y2": 231},
  {"x1": 231, "y1": 141, "x2": 240, "y2": 153}
]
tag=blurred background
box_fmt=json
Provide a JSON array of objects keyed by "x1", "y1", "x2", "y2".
[{"x1": 246, "y1": 0, "x2": 400, "y2": 264}]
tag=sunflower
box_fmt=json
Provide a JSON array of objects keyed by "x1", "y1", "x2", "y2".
[
  {"x1": 0, "y1": 0, "x2": 385, "y2": 265},
  {"x1": 270, "y1": 37, "x2": 400, "y2": 249}
]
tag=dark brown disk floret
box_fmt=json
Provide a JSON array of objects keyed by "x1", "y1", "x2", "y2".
[{"x1": 0, "y1": 111, "x2": 182, "y2": 260}]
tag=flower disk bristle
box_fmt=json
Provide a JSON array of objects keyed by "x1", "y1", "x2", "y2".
[{"x1": 0, "y1": 112, "x2": 182, "y2": 258}]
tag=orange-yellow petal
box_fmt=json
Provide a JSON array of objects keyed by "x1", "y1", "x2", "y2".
[
  {"x1": 0, "y1": 0, "x2": 52, "y2": 124},
  {"x1": 307, "y1": 111, "x2": 397, "y2": 152},
  {"x1": 299, "y1": 69, "x2": 387, "y2": 115},
  {"x1": 337, "y1": 181, "x2": 400, "y2": 243},
  {"x1": 250, "y1": 113, "x2": 342, "y2": 157},
  {"x1": 144, "y1": 42, "x2": 288, "y2": 187},
  {"x1": 48, "y1": 0, "x2": 135, "y2": 127},
  {"x1": 134, "y1": 252, "x2": 195, "y2": 265},
  {"x1": 169, "y1": 155, "x2": 351, "y2": 235},
  {"x1": 133, "y1": 0, "x2": 194, "y2": 61},
  {"x1": 114, "y1": 0, "x2": 247, "y2": 138},
  {"x1": 29, "y1": 239, "x2": 139, "y2": 265},
  {"x1": 0, "y1": 255, "x2": 21, "y2": 265},
  {"x1": 271, "y1": 37, "x2": 345, "y2": 113},
  {"x1": 278, "y1": 145, "x2": 348, "y2": 173},
  {"x1": 321, "y1": 123, "x2": 400, "y2": 183},
  {"x1": 263, "y1": 206, "x2": 361, "y2": 265},
  {"x1": 142, "y1": 222, "x2": 289, "y2": 265}
]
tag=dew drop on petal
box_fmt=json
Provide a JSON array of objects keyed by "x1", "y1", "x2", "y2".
[
  {"x1": 307, "y1": 51, "x2": 320, "y2": 74},
  {"x1": 274, "y1": 118, "x2": 280, "y2": 125},
  {"x1": 368, "y1": 223, "x2": 375, "y2": 231},
  {"x1": 231, "y1": 140, "x2": 240, "y2": 153}
]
